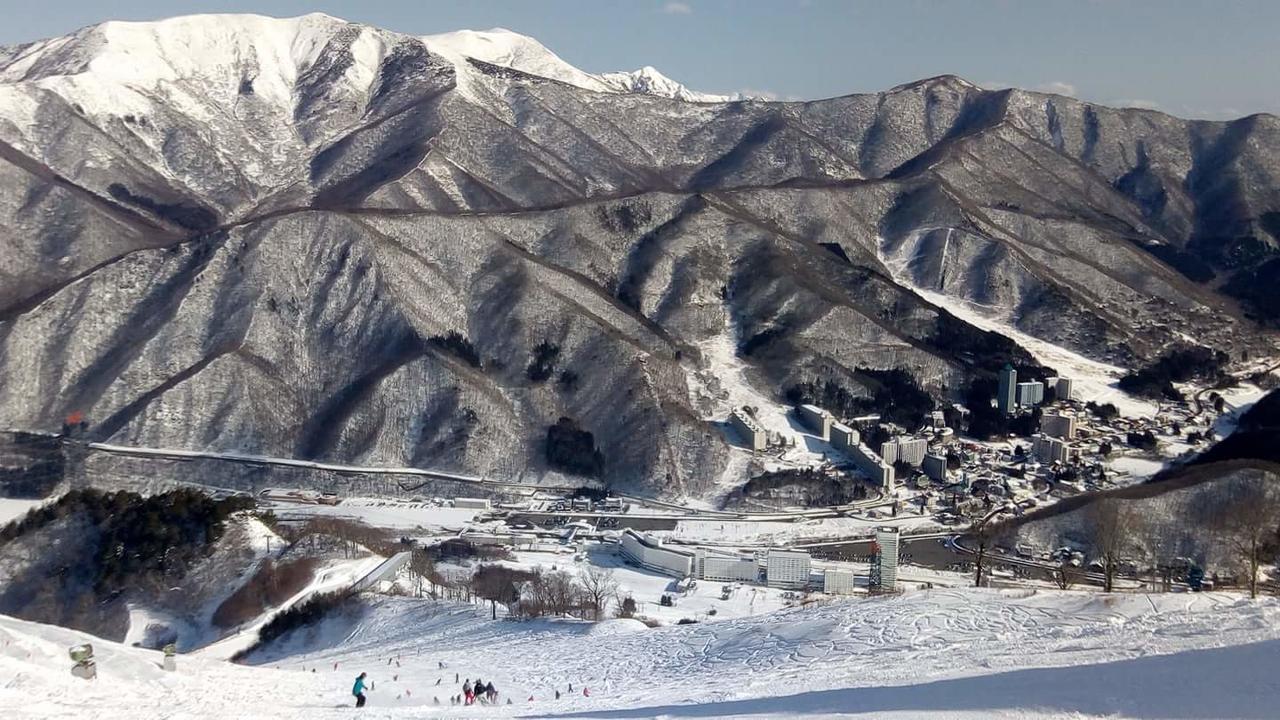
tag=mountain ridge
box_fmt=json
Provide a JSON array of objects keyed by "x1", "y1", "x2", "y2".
[{"x1": 0, "y1": 13, "x2": 1276, "y2": 496}]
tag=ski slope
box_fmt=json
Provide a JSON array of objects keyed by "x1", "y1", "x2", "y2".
[{"x1": 3, "y1": 588, "x2": 1278, "y2": 718}]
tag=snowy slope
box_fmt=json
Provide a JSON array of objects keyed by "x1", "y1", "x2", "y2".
[
  {"x1": 876, "y1": 231, "x2": 1160, "y2": 417},
  {"x1": 0, "y1": 497, "x2": 42, "y2": 525},
  {"x1": 3, "y1": 589, "x2": 1279, "y2": 718}
]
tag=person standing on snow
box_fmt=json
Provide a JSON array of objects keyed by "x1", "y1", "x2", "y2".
[
  {"x1": 352, "y1": 672, "x2": 368, "y2": 708},
  {"x1": 463, "y1": 679, "x2": 473, "y2": 705}
]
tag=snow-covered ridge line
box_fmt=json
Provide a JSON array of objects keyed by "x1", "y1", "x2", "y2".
[{"x1": 0, "y1": 12, "x2": 736, "y2": 103}]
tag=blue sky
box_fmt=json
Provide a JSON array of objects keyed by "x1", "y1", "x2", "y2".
[{"x1": 1, "y1": 0, "x2": 1276, "y2": 119}]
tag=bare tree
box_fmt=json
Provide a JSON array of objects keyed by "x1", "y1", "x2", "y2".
[
  {"x1": 1087, "y1": 498, "x2": 1134, "y2": 593},
  {"x1": 407, "y1": 550, "x2": 437, "y2": 599},
  {"x1": 1211, "y1": 472, "x2": 1280, "y2": 599},
  {"x1": 473, "y1": 564, "x2": 533, "y2": 619},
  {"x1": 962, "y1": 503, "x2": 1007, "y2": 588},
  {"x1": 522, "y1": 569, "x2": 580, "y2": 618},
  {"x1": 577, "y1": 566, "x2": 619, "y2": 621},
  {"x1": 1052, "y1": 560, "x2": 1078, "y2": 590},
  {"x1": 544, "y1": 570, "x2": 581, "y2": 617},
  {"x1": 1128, "y1": 511, "x2": 1173, "y2": 593}
]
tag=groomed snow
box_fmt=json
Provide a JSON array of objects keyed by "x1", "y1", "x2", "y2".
[
  {"x1": 267, "y1": 497, "x2": 480, "y2": 532},
  {"x1": 3, "y1": 589, "x2": 1279, "y2": 718},
  {"x1": 0, "y1": 497, "x2": 43, "y2": 525}
]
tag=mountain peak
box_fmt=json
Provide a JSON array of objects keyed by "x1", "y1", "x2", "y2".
[
  {"x1": 420, "y1": 26, "x2": 725, "y2": 101},
  {"x1": 1, "y1": 13, "x2": 735, "y2": 104}
]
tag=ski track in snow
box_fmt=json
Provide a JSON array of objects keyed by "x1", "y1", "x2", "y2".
[
  {"x1": 877, "y1": 233, "x2": 1159, "y2": 418},
  {"x1": 2, "y1": 589, "x2": 1278, "y2": 718}
]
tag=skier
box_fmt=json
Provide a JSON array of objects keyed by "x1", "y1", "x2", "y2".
[
  {"x1": 473, "y1": 678, "x2": 484, "y2": 705},
  {"x1": 352, "y1": 672, "x2": 368, "y2": 708},
  {"x1": 463, "y1": 679, "x2": 474, "y2": 705},
  {"x1": 486, "y1": 681, "x2": 497, "y2": 704}
]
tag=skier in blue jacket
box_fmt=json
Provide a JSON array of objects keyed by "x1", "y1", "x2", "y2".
[{"x1": 353, "y1": 672, "x2": 368, "y2": 708}]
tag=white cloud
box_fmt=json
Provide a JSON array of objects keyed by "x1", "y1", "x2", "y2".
[
  {"x1": 1034, "y1": 81, "x2": 1078, "y2": 97},
  {"x1": 661, "y1": 2, "x2": 693, "y2": 14},
  {"x1": 1109, "y1": 98, "x2": 1163, "y2": 112},
  {"x1": 734, "y1": 88, "x2": 780, "y2": 101}
]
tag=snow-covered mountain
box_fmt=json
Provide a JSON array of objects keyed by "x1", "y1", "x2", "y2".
[
  {"x1": 422, "y1": 26, "x2": 738, "y2": 101},
  {"x1": 0, "y1": 13, "x2": 1276, "y2": 495}
]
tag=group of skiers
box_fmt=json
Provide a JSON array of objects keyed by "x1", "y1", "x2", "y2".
[
  {"x1": 351, "y1": 669, "x2": 594, "y2": 708},
  {"x1": 457, "y1": 677, "x2": 498, "y2": 705},
  {"x1": 350, "y1": 671, "x2": 503, "y2": 708}
]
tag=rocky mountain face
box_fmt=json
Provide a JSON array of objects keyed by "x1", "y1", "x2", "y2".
[{"x1": 0, "y1": 14, "x2": 1276, "y2": 496}]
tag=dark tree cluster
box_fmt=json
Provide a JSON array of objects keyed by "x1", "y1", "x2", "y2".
[
  {"x1": 931, "y1": 312, "x2": 1049, "y2": 378},
  {"x1": 1126, "y1": 430, "x2": 1159, "y2": 451},
  {"x1": 0, "y1": 488, "x2": 252, "y2": 595},
  {"x1": 526, "y1": 341, "x2": 561, "y2": 383},
  {"x1": 1142, "y1": 243, "x2": 1217, "y2": 283},
  {"x1": 422, "y1": 538, "x2": 512, "y2": 564},
  {"x1": 727, "y1": 468, "x2": 869, "y2": 507},
  {"x1": 786, "y1": 368, "x2": 933, "y2": 428},
  {"x1": 963, "y1": 377, "x2": 1005, "y2": 440},
  {"x1": 738, "y1": 327, "x2": 787, "y2": 357},
  {"x1": 232, "y1": 590, "x2": 360, "y2": 662},
  {"x1": 856, "y1": 368, "x2": 935, "y2": 428},
  {"x1": 785, "y1": 379, "x2": 864, "y2": 420},
  {"x1": 0, "y1": 432, "x2": 63, "y2": 498},
  {"x1": 1118, "y1": 346, "x2": 1228, "y2": 400},
  {"x1": 1222, "y1": 256, "x2": 1280, "y2": 327},
  {"x1": 1183, "y1": 388, "x2": 1280, "y2": 467},
  {"x1": 556, "y1": 370, "x2": 580, "y2": 392},
  {"x1": 427, "y1": 331, "x2": 482, "y2": 368},
  {"x1": 1087, "y1": 402, "x2": 1121, "y2": 421},
  {"x1": 212, "y1": 557, "x2": 321, "y2": 628},
  {"x1": 545, "y1": 417, "x2": 605, "y2": 478},
  {"x1": 961, "y1": 382, "x2": 1041, "y2": 440}
]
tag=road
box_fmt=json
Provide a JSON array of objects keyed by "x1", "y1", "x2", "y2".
[
  {"x1": 69, "y1": 437, "x2": 894, "y2": 524},
  {"x1": 76, "y1": 440, "x2": 590, "y2": 493}
]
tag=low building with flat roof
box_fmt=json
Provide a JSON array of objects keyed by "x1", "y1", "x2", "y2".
[
  {"x1": 697, "y1": 549, "x2": 759, "y2": 583},
  {"x1": 620, "y1": 529, "x2": 695, "y2": 578},
  {"x1": 823, "y1": 569, "x2": 857, "y2": 595}
]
